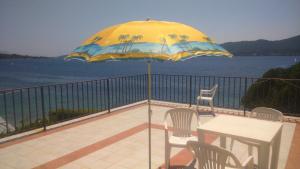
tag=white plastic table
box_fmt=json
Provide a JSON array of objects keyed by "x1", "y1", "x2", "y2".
[{"x1": 197, "y1": 115, "x2": 283, "y2": 169}]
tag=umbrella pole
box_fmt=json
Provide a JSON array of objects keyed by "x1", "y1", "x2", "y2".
[{"x1": 147, "y1": 61, "x2": 152, "y2": 169}]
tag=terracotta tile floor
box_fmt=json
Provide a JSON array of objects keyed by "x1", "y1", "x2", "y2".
[
  {"x1": 0, "y1": 101, "x2": 298, "y2": 169},
  {"x1": 285, "y1": 123, "x2": 300, "y2": 169}
]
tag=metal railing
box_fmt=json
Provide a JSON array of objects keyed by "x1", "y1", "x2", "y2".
[
  {"x1": 151, "y1": 74, "x2": 300, "y2": 116},
  {"x1": 0, "y1": 75, "x2": 147, "y2": 138},
  {"x1": 0, "y1": 74, "x2": 299, "y2": 138}
]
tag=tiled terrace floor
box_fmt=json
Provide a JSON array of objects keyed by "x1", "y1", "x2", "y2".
[{"x1": 0, "y1": 101, "x2": 298, "y2": 169}]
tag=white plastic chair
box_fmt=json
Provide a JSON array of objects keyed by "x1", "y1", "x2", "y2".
[
  {"x1": 250, "y1": 107, "x2": 284, "y2": 121},
  {"x1": 187, "y1": 141, "x2": 254, "y2": 169},
  {"x1": 197, "y1": 84, "x2": 218, "y2": 112},
  {"x1": 230, "y1": 107, "x2": 283, "y2": 157},
  {"x1": 164, "y1": 108, "x2": 200, "y2": 169}
]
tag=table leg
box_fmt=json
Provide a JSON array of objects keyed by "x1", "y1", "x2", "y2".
[
  {"x1": 220, "y1": 135, "x2": 226, "y2": 149},
  {"x1": 270, "y1": 127, "x2": 282, "y2": 169},
  {"x1": 258, "y1": 142, "x2": 270, "y2": 169}
]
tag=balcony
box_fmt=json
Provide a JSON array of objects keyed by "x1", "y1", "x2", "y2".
[{"x1": 0, "y1": 74, "x2": 299, "y2": 169}]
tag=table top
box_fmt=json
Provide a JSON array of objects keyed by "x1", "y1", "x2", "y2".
[{"x1": 198, "y1": 115, "x2": 283, "y2": 143}]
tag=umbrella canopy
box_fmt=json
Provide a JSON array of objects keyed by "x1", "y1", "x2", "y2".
[
  {"x1": 66, "y1": 20, "x2": 232, "y2": 62},
  {"x1": 66, "y1": 19, "x2": 232, "y2": 169}
]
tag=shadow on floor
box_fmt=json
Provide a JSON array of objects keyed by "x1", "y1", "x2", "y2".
[
  {"x1": 197, "y1": 111, "x2": 215, "y2": 117},
  {"x1": 159, "y1": 159, "x2": 196, "y2": 169}
]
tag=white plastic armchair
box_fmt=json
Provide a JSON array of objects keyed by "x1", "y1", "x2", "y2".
[
  {"x1": 250, "y1": 107, "x2": 284, "y2": 121},
  {"x1": 164, "y1": 108, "x2": 199, "y2": 169},
  {"x1": 197, "y1": 84, "x2": 218, "y2": 112},
  {"x1": 230, "y1": 107, "x2": 284, "y2": 157},
  {"x1": 187, "y1": 141, "x2": 254, "y2": 169}
]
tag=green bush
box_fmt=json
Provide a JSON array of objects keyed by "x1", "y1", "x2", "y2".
[
  {"x1": 242, "y1": 62, "x2": 300, "y2": 115},
  {"x1": 0, "y1": 108, "x2": 99, "y2": 138},
  {"x1": 48, "y1": 109, "x2": 91, "y2": 123}
]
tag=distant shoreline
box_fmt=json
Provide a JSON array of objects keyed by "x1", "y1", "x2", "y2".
[
  {"x1": 0, "y1": 53, "x2": 52, "y2": 60},
  {"x1": 1, "y1": 54, "x2": 300, "y2": 60},
  {"x1": 1, "y1": 34, "x2": 300, "y2": 59}
]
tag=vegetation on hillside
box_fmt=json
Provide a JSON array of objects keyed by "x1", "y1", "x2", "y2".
[
  {"x1": 242, "y1": 62, "x2": 300, "y2": 115},
  {"x1": 221, "y1": 35, "x2": 300, "y2": 56},
  {"x1": 0, "y1": 53, "x2": 49, "y2": 59},
  {"x1": 0, "y1": 109, "x2": 89, "y2": 138}
]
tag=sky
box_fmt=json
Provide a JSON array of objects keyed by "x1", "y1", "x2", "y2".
[{"x1": 0, "y1": 0, "x2": 300, "y2": 57}]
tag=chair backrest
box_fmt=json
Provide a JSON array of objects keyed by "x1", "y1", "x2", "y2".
[
  {"x1": 211, "y1": 84, "x2": 218, "y2": 97},
  {"x1": 199, "y1": 84, "x2": 218, "y2": 97},
  {"x1": 251, "y1": 107, "x2": 283, "y2": 121},
  {"x1": 187, "y1": 141, "x2": 243, "y2": 169},
  {"x1": 164, "y1": 108, "x2": 198, "y2": 137}
]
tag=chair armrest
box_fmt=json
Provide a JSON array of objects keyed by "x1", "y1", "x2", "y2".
[
  {"x1": 163, "y1": 112, "x2": 169, "y2": 143},
  {"x1": 201, "y1": 89, "x2": 212, "y2": 92},
  {"x1": 242, "y1": 156, "x2": 254, "y2": 169},
  {"x1": 200, "y1": 90, "x2": 214, "y2": 99},
  {"x1": 200, "y1": 90, "x2": 212, "y2": 95},
  {"x1": 164, "y1": 121, "x2": 168, "y2": 130},
  {"x1": 163, "y1": 112, "x2": 169, "y2": 130},
  {"x1": 164, "y1": 125, "x2": 169, "y2": 144}
]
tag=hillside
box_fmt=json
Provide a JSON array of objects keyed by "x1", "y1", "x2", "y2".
[
  {"x1": 221, "y1": 35, "x2": 300, "y2": 56},
  {"x1": 0, "y1": 53, "x2": 50, "y2": 59}
]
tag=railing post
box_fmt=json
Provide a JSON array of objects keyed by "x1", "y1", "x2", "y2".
[
  {"x1": 12, "y1": 90, "x2": 17, "y2": 130},
  {"x1": 106, "y1": 79, "x2": 111, "y2": 113},
  {"x1": 3, "y1": 92, "x2": 9, "y2": 133},
  {"x1": 40, "y1": 87, "x2": 46, "y2": 131},
  {"x1": 189, "y1": 75, "x2": 192, "y2": 107},
  {"x1": 243, "y1": 77, "x2": 248, "y2": 116}
]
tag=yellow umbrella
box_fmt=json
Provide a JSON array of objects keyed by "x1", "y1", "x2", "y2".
[{"x1": 66, "y1": 19, "x2": 232, "y2": 168}]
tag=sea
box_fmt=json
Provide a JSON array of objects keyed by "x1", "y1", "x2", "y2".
[
  {"x1": 0, "y1": 56, "x2": 300, "y2": 90},
  {"x1": 1, "y1": 55, "x2": 300, "y2": 129}
]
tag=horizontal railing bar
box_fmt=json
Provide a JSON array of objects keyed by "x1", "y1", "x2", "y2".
[
  {"x1": 152, "y1": 73, "x2": 300, "y2": 81},
  {"x1": 0, "y1": 74, "x2": 146, "y2": 92}
]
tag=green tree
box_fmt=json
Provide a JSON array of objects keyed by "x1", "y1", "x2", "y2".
[{"x1": 242, "y1": 62, "x2": 300, "y2": 115}]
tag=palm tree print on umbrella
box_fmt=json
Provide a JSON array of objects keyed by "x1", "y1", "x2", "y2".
[
  {"x1": 203, "y1": 36, "x2": 213, "y2": 43},
  {"x1": 160, "y1": 37, "x2": 167, "y2": 53},
  {"x1": 168, "y1": 34, "x2": 191, "y2": 51},
  {"x1": 179, "y1": 35, "x2": 192, "y2": 51},
  {"x1": 92, "y1": 36, "x2": 102, "y2": 43},
  {"x1": 127, "y1": 35, "x2": 143, "y2": 52},
  {"x1": 117, "y1": 34, "x2": 144, "y2": 53},
  {"x1": 118, "y1": 34, "x2": 130, "y2": 53},
  {"x1": 72, "y1": 36, "x2": 103, "y2": 59}
]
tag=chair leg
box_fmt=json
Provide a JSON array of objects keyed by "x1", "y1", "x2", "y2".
[
  {"x1": 248, "y1": 145, "x2": 253, "y2": 156},
  {"x1": 196, "y1": 99, "x2": 200, "y2": 112},
  {"x1": 230, "y1": 138, "x2": 234, "y2": 151},
  {"x1": 209, "y1": 100, "x2": 214, "y2": 112},
  {"x1": 165, "y1": 145, "x2": 171, "y2": 169}
]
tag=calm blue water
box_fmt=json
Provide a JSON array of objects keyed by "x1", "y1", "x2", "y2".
[{"x1": 0, "y1": 56, "x2": 299, "y2": 90}]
